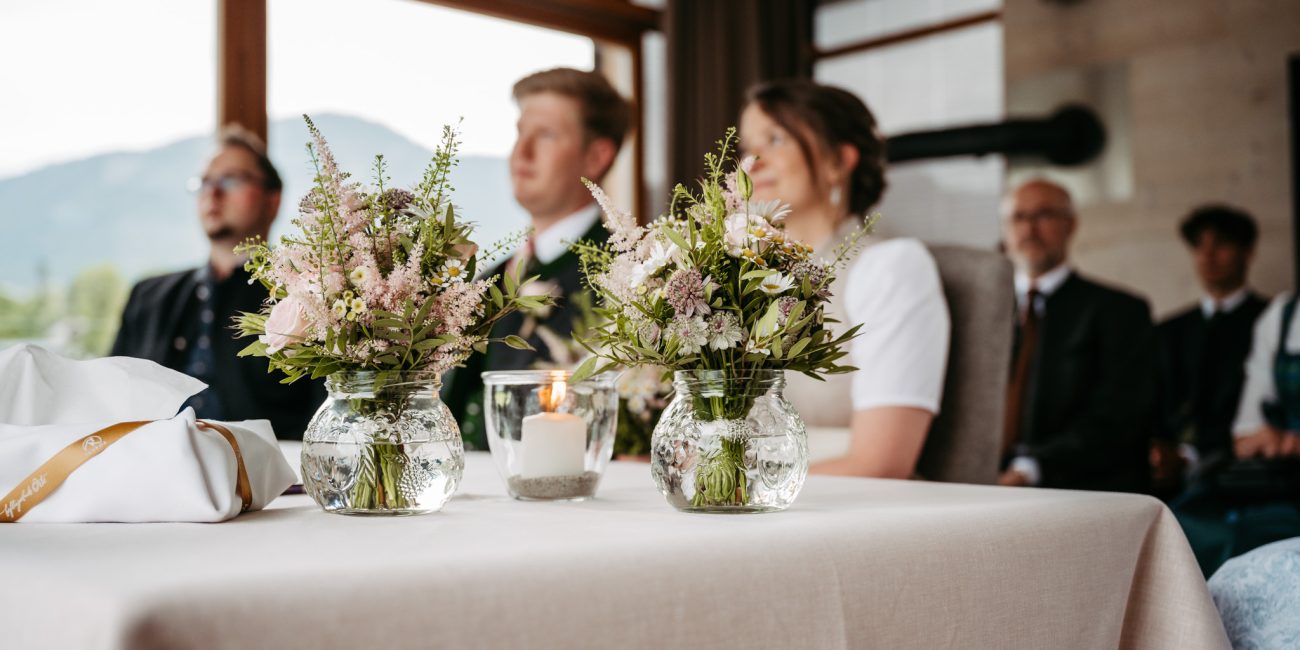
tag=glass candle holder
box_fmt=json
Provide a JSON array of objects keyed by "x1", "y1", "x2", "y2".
[{"x1": 482, "y1": 370, "x2": 619, "y2": 501}]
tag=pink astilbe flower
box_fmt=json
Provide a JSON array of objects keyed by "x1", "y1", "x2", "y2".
[
  {"x1": 432, "y1": 278, "x2": 490, "y2": 337},
  {"x1": 583, "y1": 178, "x2": 641, "y2": 252},
  {"x1": 380, "y1": 252, "x2": 424, "y2": 313}
]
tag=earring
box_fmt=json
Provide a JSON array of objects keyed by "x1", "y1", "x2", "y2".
[{"x1": 829, "y1": 186, "x2": 842, "y2": 208}]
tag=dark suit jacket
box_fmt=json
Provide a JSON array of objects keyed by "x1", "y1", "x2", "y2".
[
  {"x1": 442, "y1": 220, "x2": 609, "y2": 448},
  {"x1": 1156, "y1": 293, "x2": 1268, "y2": 465},
  {"x1": 110, "y1": 267, "x2": 325, "y2": 440},
  {"x1": 1015, "y1": 272, "x2": 1156, "y2": 492}
]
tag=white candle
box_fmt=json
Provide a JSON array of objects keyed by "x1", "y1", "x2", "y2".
[{"x1": 520, "y1": 412, "x2": 587, "y2": 478}]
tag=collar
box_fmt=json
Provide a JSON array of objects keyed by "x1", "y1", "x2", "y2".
[
  {"x1": 1201, "y1": 288, "x2": 1250, "y2": 318},
  {"x1": 532, "y1": 203, "x2": 600, "y2": 265},
  {"x1": 1014, "y1": 263, "x2": 1071, "y2": 305}
]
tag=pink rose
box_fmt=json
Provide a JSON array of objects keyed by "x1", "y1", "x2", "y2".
[
  {"x1": 260, "y1": 295, "x2": 311, "y2": 354},
  {"x1": 453, "y1": 242, "x2": 479, "y2": 260}
]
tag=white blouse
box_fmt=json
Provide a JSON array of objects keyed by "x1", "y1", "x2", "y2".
[
  {"x1": 785, "y1": 222, "x2": 951, "y2": 427},
  {"x1": 1233, "y1": 293, "x2": 1298, "y2": 436}
]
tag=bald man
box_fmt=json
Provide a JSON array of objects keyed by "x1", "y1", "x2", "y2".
[{"x1": 999, "y1": 179, "x2": 1156, "y2": 492}]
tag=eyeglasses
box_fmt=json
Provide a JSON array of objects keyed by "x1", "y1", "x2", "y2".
[
  {"x1": 1007, "y1": 209, "x2": 1071, "y2": 224},
  {"x1": 187, "y1": 173, "x2": 264, "y2": 194}
]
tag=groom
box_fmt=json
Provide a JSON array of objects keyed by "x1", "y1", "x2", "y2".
[{"x1": 444, "y1": 67, "x2": 631, "y2": 449}]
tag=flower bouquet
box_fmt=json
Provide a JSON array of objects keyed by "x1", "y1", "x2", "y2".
[
  {"x1": 236, "y1": 116, "x2": 546, "y2": 515},
  {"x1": 571, "y1": 129, "x2": 869, "y2": 512}
]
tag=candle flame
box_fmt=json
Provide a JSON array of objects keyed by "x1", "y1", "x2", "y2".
[{"x1": 542, "y1": 373, "x2": 567, "y2": 412}]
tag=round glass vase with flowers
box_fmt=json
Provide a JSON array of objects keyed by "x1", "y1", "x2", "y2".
[
  {"x1": 235, "y1": 116, "x2": 547, "y2": 516},
  {"x1": 571, "y1": 129, "x2": 871, "y2": 513}
]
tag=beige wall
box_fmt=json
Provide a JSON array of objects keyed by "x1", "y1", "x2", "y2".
[{"x1": 1004, "y1": 0, "x2": 1298, "y2": 318}]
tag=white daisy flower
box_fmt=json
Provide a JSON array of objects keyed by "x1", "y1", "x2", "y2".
[
  {"x1": 758, "y1": 272, "x2": 794, "y2": 295},
  {"x1": 349, "y1": 266, "x2": 371, "y2": 285},
  {"x1": 346, "y1": 297, "x2": 366, "y2": 321},
  {"x1": 441, "y1": 259, "x2": 466, "y2": 282}
]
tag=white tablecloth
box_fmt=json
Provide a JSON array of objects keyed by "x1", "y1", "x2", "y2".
[{"x1": 0, "y1": 452, "x2": 1228, "y2": 649}]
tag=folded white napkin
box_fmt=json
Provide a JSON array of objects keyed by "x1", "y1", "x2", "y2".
[{"x1": 0, "y1": 345, "x2": 296, "y2": 522}]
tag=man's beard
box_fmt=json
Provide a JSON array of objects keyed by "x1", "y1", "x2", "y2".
[{"x1": 207, "y1": 225, "x2": 237, "y2": 243}]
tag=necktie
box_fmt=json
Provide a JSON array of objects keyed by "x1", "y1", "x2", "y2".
[{"x1": 1003, "y1": 288, "x2": 1041, "y2": 455}]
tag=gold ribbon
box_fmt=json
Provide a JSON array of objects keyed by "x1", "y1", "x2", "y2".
[
  {"x1": 1, "y1": 419, "x2": 252, "y2": 523},
  {"x1": 197, "y1": 420, "x2": 253, "y2": 513}
]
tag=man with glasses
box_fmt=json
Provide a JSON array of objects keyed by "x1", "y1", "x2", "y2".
[
  {"x1": 111, "y1": 127, "x2": 323, "y2": 440},
  {"x1": 998, "y1": 179, "x2": 1156, "y2": 492}
]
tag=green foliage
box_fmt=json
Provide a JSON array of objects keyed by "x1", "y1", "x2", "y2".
[
  {"x1": 232, "y1": 116, "x2": 550, "y2": 382},
  {"x1": 570, "y1": 127, "x2": 873, "y2": 385}
]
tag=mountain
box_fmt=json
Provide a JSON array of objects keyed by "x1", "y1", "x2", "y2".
[{"x1": 0, "y1": 113, "x2": 529, "y2": 295}]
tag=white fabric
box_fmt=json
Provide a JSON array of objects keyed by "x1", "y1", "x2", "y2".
[
  {"x1": 532, "y1": 203, "x2": 600, "y2": 265},
  {"x1": 0, "y1": 452, "x2": 1228, "y2": 649},
  {"x1": 1200, "y1": 287, "x2": 1250, "y2": 319},
  {"x1": 1010, "y1": 455, "x2": 1042, "y2": 486},
  {"x1": 0, "y1": 345, "x2": 295, "y2": 522},
  {"x1": 845, "y1": 238, "x2": 950, "y2": 413},
  {"x1": 1233, "y1": 293, "x2": 1299, "y2": 436},
  {"x1": 0, "y1": 344, "x2": 206, "y2": 426}
]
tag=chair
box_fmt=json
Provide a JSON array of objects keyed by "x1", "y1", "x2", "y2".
[{"x1": 916, "y1": 244, "x2": 1014, "y2": 484}]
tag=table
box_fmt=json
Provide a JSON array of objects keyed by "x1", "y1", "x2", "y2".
[{"x1": 1, "y1": 452, "x2": 1228, "y2": 649}]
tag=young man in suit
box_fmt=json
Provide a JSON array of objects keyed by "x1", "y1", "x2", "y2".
[
  {"x1": 111, "y1": 127, "x2": 323, "y2": 440},
  {"x1": 1152, "y1": 205, "x2": 1268, "y2": 496},
  {"x1": 999, "y1": 179, "x2": 1156, "y2": 492},
  {"x1": 444, "y1": 68, "x2": 631, "y2": 448}
]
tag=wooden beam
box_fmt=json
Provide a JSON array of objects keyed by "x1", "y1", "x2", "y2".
[
  {"x1": 414, "y1": 0, "x2": 660, "y2": 46},
  {"x1": 595, "y1": 40, "x2": 644, "y2": 222},
  {"x1": 814, "y1": 9, "x2": 1001, "y2": 61},
  {"x1": 217, "y1": 0, "x2": 268, "y2": 143}
]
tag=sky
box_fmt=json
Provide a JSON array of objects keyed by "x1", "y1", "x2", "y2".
[{"x1": 0, "y1": 0, "x2": 594, "y2": 179}]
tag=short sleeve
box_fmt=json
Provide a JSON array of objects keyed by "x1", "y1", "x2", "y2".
[{"x1": 843, "y1": 239, "x2": 951, "y2": 413}]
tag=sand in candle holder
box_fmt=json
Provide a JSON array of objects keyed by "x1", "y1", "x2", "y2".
[{"x1": 508, "y1": 471, "x2": 601, "y2": 500}]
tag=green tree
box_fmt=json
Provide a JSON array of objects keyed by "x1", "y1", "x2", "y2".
[{"x1": 65, "y1": 264, "x2": 129, "y2": 357}]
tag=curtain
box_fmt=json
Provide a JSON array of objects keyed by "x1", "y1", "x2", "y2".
[{"x1": 665, "y1": 0, "x2": 813, "y2": 186}]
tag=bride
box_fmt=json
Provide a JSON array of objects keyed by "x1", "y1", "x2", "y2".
[{"x1": 738, "y1": 80, "x2": 950, "y2": 478}]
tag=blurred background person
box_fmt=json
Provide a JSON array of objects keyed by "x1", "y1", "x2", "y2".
[
  {"x1": 739, "y1": 79, "x2": 950, "y2": 478},
  {"x1": 1153, "y1": 205, "x2": 1267, "y2": 497},
  {"x1": 999, "y1": 179, "x2": 1154, "y2": 492},
  {"x1": 111, "y1": 127, "x2": 323, "y2": 440}
]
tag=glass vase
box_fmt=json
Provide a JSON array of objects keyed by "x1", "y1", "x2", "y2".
[
  {"x1": 301, "y1": 371, "x2": 464, "y2": 516},
  {"x1": 651, "y1": 370, "x2": 808, "y2": 513}
]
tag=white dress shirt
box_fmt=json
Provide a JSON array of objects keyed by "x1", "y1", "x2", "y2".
[
  {"x1": 785, "y1": 221, "x2": 950, "y2": 428},
  {"x1": 1014, "y1": 263, "x2": 1072, "y2": 314},
  {"x1": 1233, "y1": 293, "x2": 1299, "y2": 436},
  {"x1": 530, "y1": 204, "x2": 601, "y2": 266},
  {"x1": 1200, "y1": 287, "x2": 1250, "y2": 318},
  {"x1": 845, "y1": 239, "x2": 950, "y2": 413}
]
